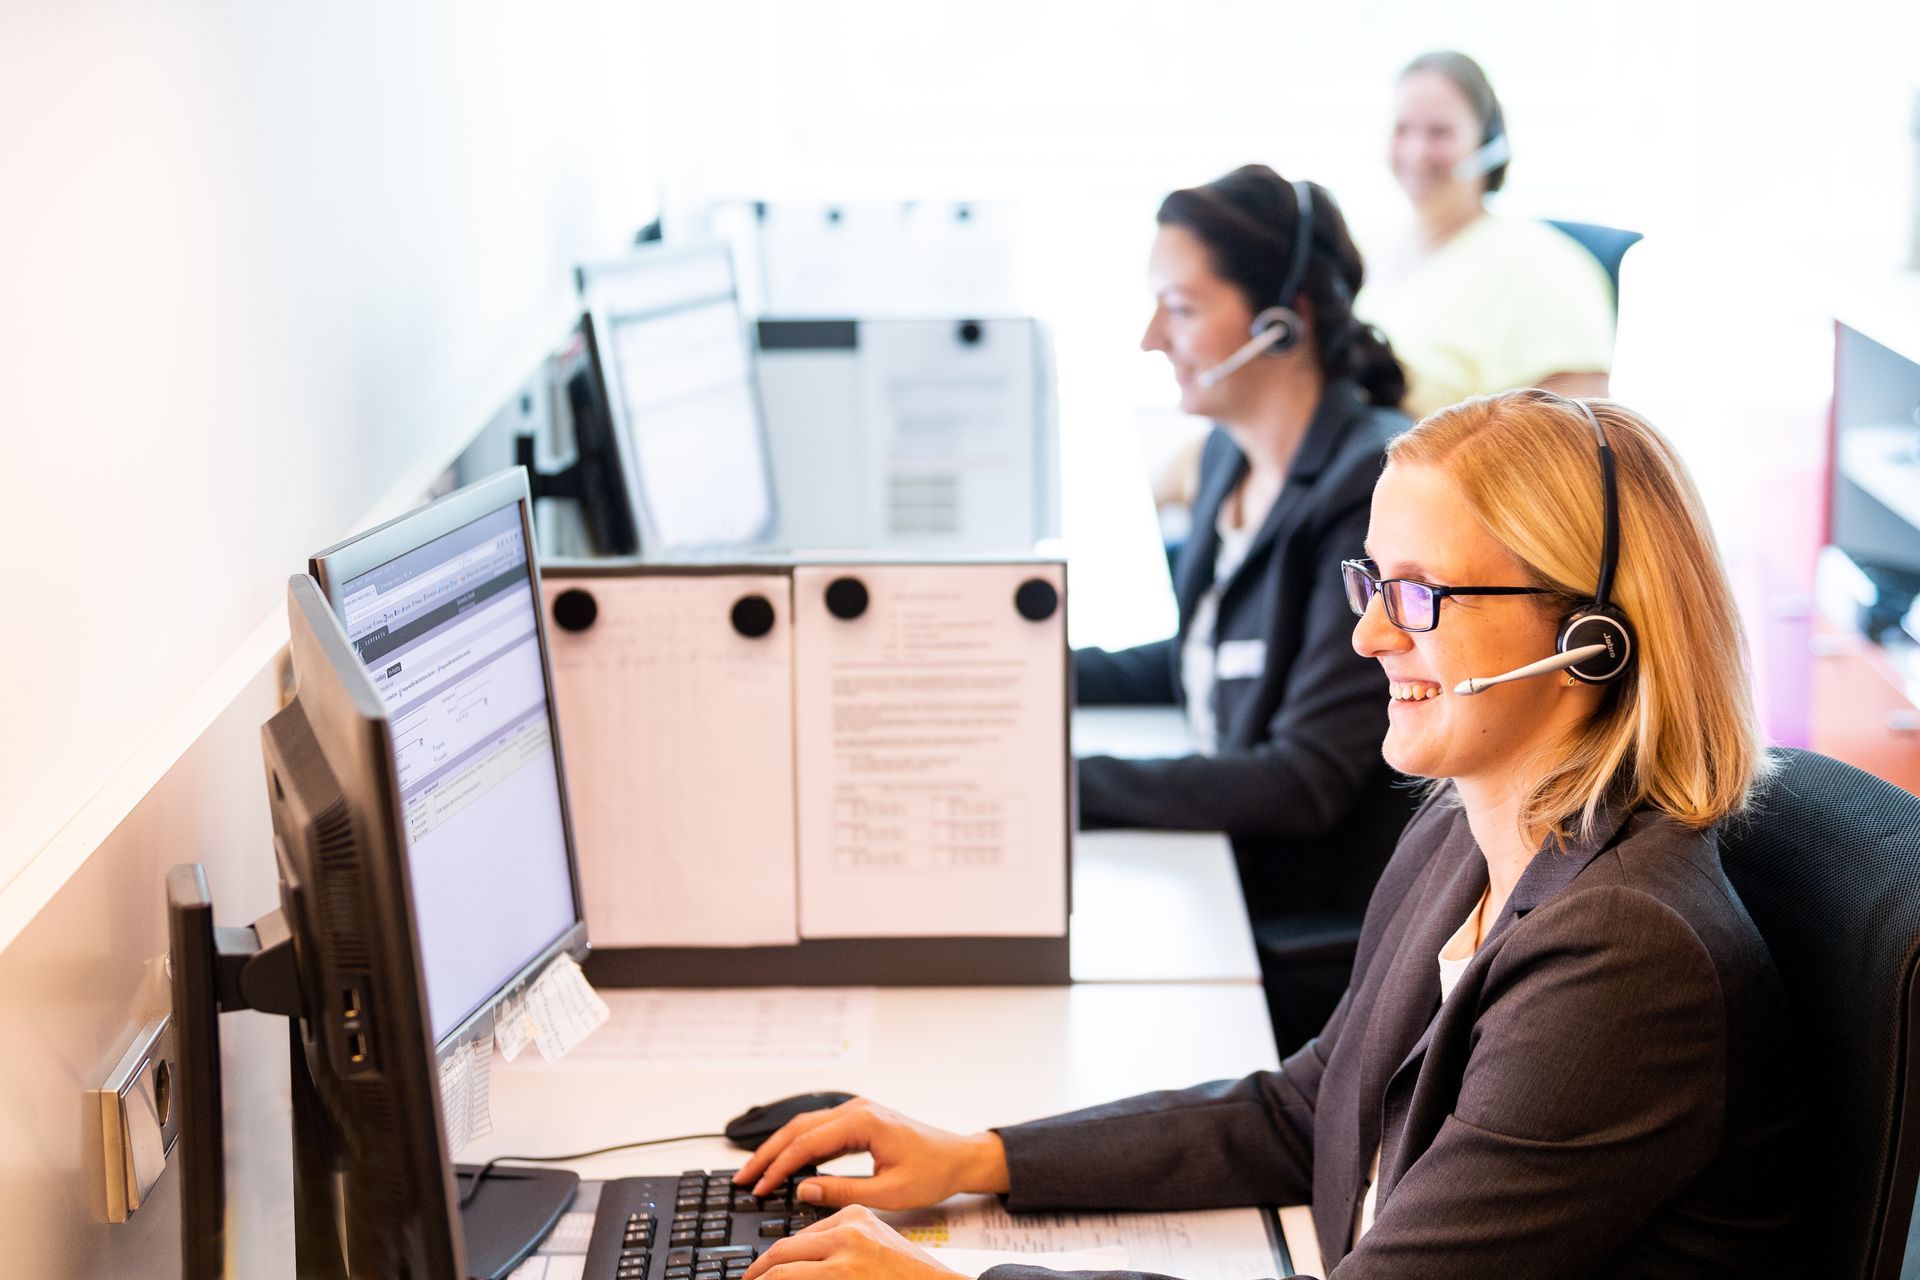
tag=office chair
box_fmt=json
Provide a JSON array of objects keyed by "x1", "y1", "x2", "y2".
[
  {"x1": 1250, "y1": 769, "x2": 1418, "y2": 1054},
  {"x1": 1719, "y1": 748, "x2": 1920, "y2": 1278},
  {"x1": 1545, "y1": 219, "x2": 1642, "y2": 313}
]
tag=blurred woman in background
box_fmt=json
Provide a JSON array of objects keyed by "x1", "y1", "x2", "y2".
[{"x1": 1358, "y1": 50, "x2": 1617, "y2": 418}]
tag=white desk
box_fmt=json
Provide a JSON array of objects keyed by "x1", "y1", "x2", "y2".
[
  {"x1": 1069, "y1": 707, "x2": 1259, "y2": 985},
  {"x1": 467, "y1": 983, "x2": 1279, "y2": 1181},
  {"x1": 1070, "y1": 832, "x2": 1258, "y2": 984},
  {"x1": 1071, "y1": 706, "x2": 1197, "y2": 761}
]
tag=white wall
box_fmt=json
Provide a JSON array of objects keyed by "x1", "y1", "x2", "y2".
[
  {"x1": 0, "y1": 5, "x2": 674, "y2": 1271},
  {"x1": 0, "y1": 2, "x2": 660, "y2": 925}
]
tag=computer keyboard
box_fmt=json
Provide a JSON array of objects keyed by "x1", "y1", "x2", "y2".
[{"x1": 583, "y1": 1169, "x2": 822, "y2": 1280}]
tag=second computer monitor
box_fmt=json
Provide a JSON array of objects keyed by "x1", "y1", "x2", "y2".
[
  {"x1": 310, "y1": 469, "x2": 587, "y2": 1049},
  {"x1": 578, "y1": 242, "x2": 778, "y2": 551}
]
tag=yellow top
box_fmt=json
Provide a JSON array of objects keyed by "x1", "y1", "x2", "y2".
[{"x1": 1357, "y1": 214, "x2": 1617, "y2": 421}]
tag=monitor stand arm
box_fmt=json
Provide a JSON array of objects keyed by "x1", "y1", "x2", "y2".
[
  {"x1": 168, "y1": 862, "x2": 577, "y2": 1280},
  {"x1": 169, "y1": 863, "x2": 348, "y2": 1280},
  {"x1": 515, "y1": 432, "x2": 587, "y2": 505}
]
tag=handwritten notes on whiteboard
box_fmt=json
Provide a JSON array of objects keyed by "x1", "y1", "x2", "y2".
[
  {"x1": 542, "y1": 573, "x2": 798, "y2": 947},
  {"x1": 791, "y1": 563, "x2": 1068, "y2": 938}
]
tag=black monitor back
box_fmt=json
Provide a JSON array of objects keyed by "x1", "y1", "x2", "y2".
[{"x1": 261, "y1": 574, "x2": 464, "y2": 1278}]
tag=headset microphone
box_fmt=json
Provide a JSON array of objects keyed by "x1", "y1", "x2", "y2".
[
  {"x1": 1450, "y1": 397, "x2": 1637, "y2": 697},
  {"x1": 1450, "y1": 130, "x2": 1511, "y2": 183},
  {"x1": 1196, "y1": 317, "x2": 1291, "y2": 389},
  {"x1": 1192, "y1": 179, "x2": 1316, "y2": 392},
  {"x1": 1453, "y1": 644, "x2": 1606, "y2": 696}
]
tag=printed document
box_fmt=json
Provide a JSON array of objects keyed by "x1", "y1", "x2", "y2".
[
  {"x1": 791, "y1": 563, "x2": 1068, "y2": 939},
  {"x1": 543, "y1": 574, "x2": 798, "y2": 947}
]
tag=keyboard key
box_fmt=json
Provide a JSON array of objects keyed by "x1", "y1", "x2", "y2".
[{"x1": 758, "y1": 1219, "x2": 787, "y2": 1238}]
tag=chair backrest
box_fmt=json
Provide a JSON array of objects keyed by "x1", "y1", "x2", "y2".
[
  {"x1": 1545, "y1": 219, "x2": 1643, "y2": 311},
  {"x1": 1719, "y1": 748, "x2": 1920, "y2": 1279}
]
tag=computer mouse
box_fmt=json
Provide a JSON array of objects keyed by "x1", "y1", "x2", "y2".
[{"x1": 724, "y1": 1091, "x2": 857, "y2": 1150}]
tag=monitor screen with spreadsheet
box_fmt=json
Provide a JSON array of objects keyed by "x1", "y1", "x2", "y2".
[{"x1": 313, "y1": 469, "x2": 585, "y2": 1048}]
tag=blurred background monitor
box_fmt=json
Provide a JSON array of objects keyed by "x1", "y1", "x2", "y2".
[{"x1": 577, "y1": 243, "x2": 778, "y2": 551}]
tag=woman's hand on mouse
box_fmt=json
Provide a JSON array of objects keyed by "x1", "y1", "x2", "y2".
[
  {"x1": 733, "y1": 1096, "x2": 1009, "y2": 1209},
  {"x1": 742, "y1": 1205, "x2": 962, "y2": 1280}
]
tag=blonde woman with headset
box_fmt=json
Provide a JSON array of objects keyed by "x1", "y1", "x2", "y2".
[{"x1": 726, "y1": 390, "x2": 1800, "y2": 1278}]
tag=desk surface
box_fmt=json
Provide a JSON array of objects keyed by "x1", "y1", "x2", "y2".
[
  {"x1": 1068, "y1": 707, "x2": 1257, "y2": 984},
  {"x1": 466, "y1": 983, "x2": 1278, "y2": 1181},
  {"x1": 1071, "y1": 830, "x2": 1257, "y2": 983}
]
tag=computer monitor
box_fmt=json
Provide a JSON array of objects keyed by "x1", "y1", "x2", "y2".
[
  {"x1": 516, "y1": 315, "x2": 643, "y2": 556},
  {"x1": 577, "y1": 242, "x2": 778, "y2": 550},
  {"x1": 310, "y1": 469, "x2": 587, "y2": 1050},
  {"x1": 168, "y1": 470, "x2": 591, "y2": 1279}
]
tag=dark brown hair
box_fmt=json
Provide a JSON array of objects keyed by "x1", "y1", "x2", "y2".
[
  {"x1": 1156, "y1": 165, "x2": 1407, "y2": 410},
  {"x1": 1401, "y1": 50, "x2": 1509, "y2": 193}
]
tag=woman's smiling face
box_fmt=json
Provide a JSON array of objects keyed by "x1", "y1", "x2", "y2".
[{"x1": 1352, "y1": 460, "x2": 1593, "y2": 790}]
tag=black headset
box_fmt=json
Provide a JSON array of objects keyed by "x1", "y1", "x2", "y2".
[
  {"x1": 1248, "y1": 178, "x2": 1316, "y2": 354},
  {"x1": 1557, "y1": 397, "x2": 1636, "y2": 685}
]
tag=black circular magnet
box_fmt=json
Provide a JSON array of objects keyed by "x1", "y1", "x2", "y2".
[
  {"x1": 825, "y1": 576, "x2": 869, "y2": 620},
  {"x1": 731, "y1": 594, "x2": 776, "y2": 638},
  {"x1": 551, "y1": 587, "x2": 598, "y2": 632},
  {"x1": 1014, "y1": 578, "x2": 1059, "y2": 622},
  {"x1": 957, "y1": 319, "x2": 984, "y2": 345}
]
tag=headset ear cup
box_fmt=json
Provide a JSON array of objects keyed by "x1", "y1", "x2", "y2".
[
  {"x1": 1558, "y1": 607, "x2": 1634, "y2": 684},
  {"x1": 1249, "y1": 305, "x2": 1303, "y2": 354}
]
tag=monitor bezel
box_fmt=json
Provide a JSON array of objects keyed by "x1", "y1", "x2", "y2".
[
  {"x1": 308, "y1": 468, "x2": 591, "y2": 1053},
  {"x1": 577, "y1": 240, "x2": 781, "y2": 551}
]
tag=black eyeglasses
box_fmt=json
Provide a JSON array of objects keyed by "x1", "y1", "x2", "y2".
[{"x1": 1340, "y1": 558, "x2": 1553, "y2": 633}]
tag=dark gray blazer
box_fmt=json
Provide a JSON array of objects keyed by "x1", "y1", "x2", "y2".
[
  {"x1": 990, "y1": 792, "x2": 1802, "y2": 1278},
  {"x1": 1076, "y1": 381, "x2": 1411, "y2": 918}
]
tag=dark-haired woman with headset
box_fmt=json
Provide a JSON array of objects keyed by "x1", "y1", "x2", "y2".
[
  {"x1": 1359, "y1": 50, "x2": 1617, "y2": 419},
  {"x1": 1076, "y1": 165, "x2": 1415, "y2": 1046},
  {"x1": 729, "y1": 391, "x2": 1801, "y2": 1278}
]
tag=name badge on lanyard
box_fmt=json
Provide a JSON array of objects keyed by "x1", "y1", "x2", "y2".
[{"x1": 1215, "y1": 637, "x2": 1267, "y2": 681}]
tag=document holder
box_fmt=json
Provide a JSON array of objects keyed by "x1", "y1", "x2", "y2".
[{"x1": 540, "y1": 556, "x2": 1071, "y2": 986}]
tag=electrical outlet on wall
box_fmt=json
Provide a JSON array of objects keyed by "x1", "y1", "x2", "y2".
[{"x1": 90, "y1": 1014, "x2": 179, "y2": 1223}]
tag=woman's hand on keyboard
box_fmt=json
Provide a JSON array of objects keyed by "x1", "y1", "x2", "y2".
[
  {"x1": 735, "y1": 1097, "x2": 1010, "y2": 1209},
  {"x1": 742, "y1": 1204, "x2": 962, "y2": 1280}
]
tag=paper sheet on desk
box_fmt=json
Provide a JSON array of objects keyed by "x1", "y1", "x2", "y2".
[
  {"x1": 565, "y1": 987, "x2": 874, "y2": 1066},
  {"x1": 792, "y1": 563, "x2": 1067, "y2": 939},
  {"x1": 925, "y1": 1245, "x2": 1129, "y2": 1276},
  {"x1": 542, "y1": 573, "x2": 798, "y2": 947},
  {"x1": 510, "y1": 1182, "x2": 601, "y2": 1278},
  {"x1": 883, "y1": 1196, "x2": 1289, "y2": 1279}
]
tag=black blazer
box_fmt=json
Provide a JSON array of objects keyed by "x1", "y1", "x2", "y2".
[
  {"x1": 1076, "y1": 381, "x2": 1411, "y2": 917},
  {"x1": 991, "y1": 792, "x2": 1802, "y2": 1278}
]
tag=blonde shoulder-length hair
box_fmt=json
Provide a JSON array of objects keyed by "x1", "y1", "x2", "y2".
[{"x1": 1388, "y1": 389, "x2": 1771, "y2": 841}]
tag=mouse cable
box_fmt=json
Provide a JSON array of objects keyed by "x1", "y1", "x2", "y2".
[{"x1": 459, "y1": 1131, "x2": 727, "y2": 1209}]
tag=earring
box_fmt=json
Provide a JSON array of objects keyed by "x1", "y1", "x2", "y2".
[{"x1": 1564, "y1": 671, "x2": 1579, "y2": 686}]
